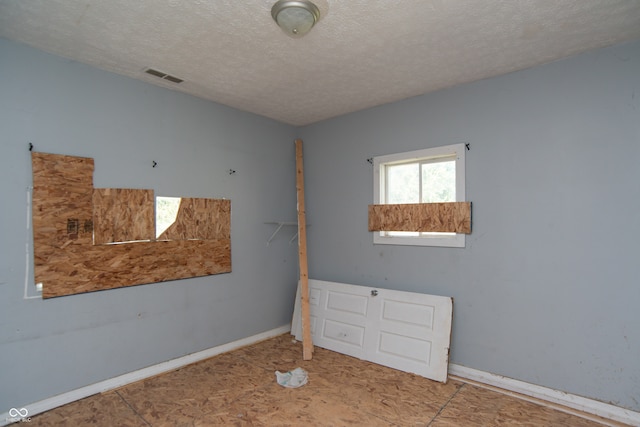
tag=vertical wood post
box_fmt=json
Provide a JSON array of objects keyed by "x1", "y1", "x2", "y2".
[{"x1": 295, "y1": 139, "x2": 314, "y2": 360}]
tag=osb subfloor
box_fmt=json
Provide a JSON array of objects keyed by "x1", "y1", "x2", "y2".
[{"x1": 28, "y1": 334, "x2": 627, "y2": 426}]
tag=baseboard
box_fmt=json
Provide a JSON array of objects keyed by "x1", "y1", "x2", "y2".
[
  {"x1": 449, "y1": 364, "x2": 640, "y2": 426},
  {"x1": 1, "y1": 325, "x2": 291, "y2": 426}
]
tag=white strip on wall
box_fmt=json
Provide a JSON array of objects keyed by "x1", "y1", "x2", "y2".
[
  {"x1": 0, "y1": 325, "x2": 290, "y2": 426},
  {"x1": 449, "y1": 364, "x2": 640, "y2": 426}
]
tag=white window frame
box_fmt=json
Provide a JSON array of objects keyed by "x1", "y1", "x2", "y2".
[{"x1": 373, "y1": 143, "x2": 466, "y2": 247}]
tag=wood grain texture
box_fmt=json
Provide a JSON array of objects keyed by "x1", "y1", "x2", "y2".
[
  {"x1": 31, "y1": 334, "x2": 612, "y2": 427},
  {"x1": 368, "y1": 202, "x2": 472, "y2": 234},
  {"x1": 429, "y1": 383, "x2": 609, "y2": 427},
  {"x1": 40, "y1": 239, "x2": 231, "y2": 298},
  {"x1": 32, "y1": 152, "x2": 231, "y2": 299},
  {"x1": 158, "y1": 198, "x2": 230, "y2": 241},
  {"x1": 93, "y1": 188, "x2": 155, "y2": 244},
  {"x1": 295, "y1": 139, "x2": 314, "y2": 360},
  {"x1": 32, "y1": 152, "x2": 95, "y2": 289}
]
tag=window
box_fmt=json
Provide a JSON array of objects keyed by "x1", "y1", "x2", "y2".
[
  {"x1": 155, "y1": 196, "x2": 181, "y2": 239},
  {"x1": 373, "y1": 143, "x2": 466, "y2": 247}
]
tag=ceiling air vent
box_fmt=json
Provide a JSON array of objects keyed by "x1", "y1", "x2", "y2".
[{"x1": 144, "y1": 68, "x2": 183, "y2": 84}]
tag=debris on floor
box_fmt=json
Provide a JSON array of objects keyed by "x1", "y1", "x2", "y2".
[{"x1": 275, "y1": 367, "x2": 308, "y2": 388}]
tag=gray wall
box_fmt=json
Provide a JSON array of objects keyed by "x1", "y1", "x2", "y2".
[
  {"x1": 0, "y1": 38, "x2": 298, "y2": 408},
  {"x1": 299, "y1": 40, "x2": 640, "y2": 411}
]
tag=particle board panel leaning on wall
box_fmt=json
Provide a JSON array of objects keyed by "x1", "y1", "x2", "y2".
[{"x1": 32, "y1": 152, "x2": 232, "y2": 299}]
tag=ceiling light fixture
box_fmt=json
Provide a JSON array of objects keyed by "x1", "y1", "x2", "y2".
[{"x1": 271, "y1": 0, "x2": 321, "y2": 38}]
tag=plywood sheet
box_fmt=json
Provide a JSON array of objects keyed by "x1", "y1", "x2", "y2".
[
  {"x1": 32, "y1": 152, "x2": 232, "y2": 299},
  {"x1": 39, "y1": 239, "x2": 231, "y2": 298},
  {"x1": 368, "y1": 202, "x2": 471, "y2": 234},
  {"x1": 158, "y1": 198, "x2": 230, "y2": 241},
  {"x1": 32, "y1": 152, "x2": 95, "y2": 287},
  {"x1": 93, "y1": 188, "x2": 155, "y2": 244}
]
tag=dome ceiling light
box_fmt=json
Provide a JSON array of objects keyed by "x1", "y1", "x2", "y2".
[{"x1": 271, "y1": 0, "x2": 321, "y2": 38}]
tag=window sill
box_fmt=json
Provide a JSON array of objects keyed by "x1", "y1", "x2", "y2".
[{"x1": 373, "y1": 234, "x2": 465, "y2": 248}]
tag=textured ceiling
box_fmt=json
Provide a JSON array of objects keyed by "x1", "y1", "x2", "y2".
[{"x1": 1, "y1": 0, "x2": 640, "y2": 126}]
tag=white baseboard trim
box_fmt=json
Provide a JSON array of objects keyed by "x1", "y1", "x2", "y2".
[
  {"x1": 449, "y1": 364, "x2": 640, "y2": 426},
  {"x1": 1, "y1": 325, "x2": 291, "y2": 427}
]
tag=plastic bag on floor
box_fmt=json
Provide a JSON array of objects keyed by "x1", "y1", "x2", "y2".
[{"x1": 275, "y1": 367, "x2": 308, "y2": 388}]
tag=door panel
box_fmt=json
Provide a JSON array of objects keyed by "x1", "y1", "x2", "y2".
[
  {"x1": 294, "y1": 280, "x2": 371, "y2": 359},
  {"x1": 292, "y1": 279, "x2": 453, "y2": 383},
  {"x1": 377, "y1": 331, "x2": 432, "y2": 363},
  {"x1": 322, "y1": 319, "x2": 366, "y2": 348},
  {"x1": 367, "y1": 288, "x2": 452, "y2": 382}
]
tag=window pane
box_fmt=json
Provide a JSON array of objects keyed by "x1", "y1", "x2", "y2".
[
  {"x1": 387, "y1": 163, "x2": 419, "y2": 203},
  {"x1": 156, "y1": 197, "x2": 181, "y2": 238},
  {"x1": 421, "y1": 160, "x2": 455, "y2": 203}
]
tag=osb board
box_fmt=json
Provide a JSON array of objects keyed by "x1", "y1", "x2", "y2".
[
  {"x1": 32, "y1": 152, "x2": 231, "y2": 299},
  {"x1": 30, "y1": 334, "x2": 610, "y2": 426},
  {"x1": 158, "y1": 198, "x2": 230, "y2": 241},
  {"x1": 38, "y1": 239, "x2": 231, "y2": 298},
  {"x1": 368, "y1": 202, "x2": 472, "y2": 234},
  {"x1": 32, "y1": 152, "x2": 95, "y2": 286},
  {"x1": 93, "y1": 188, "x2": 155, "y2": 244}
]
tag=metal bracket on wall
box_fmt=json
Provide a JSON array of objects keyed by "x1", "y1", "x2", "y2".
[{"x1": 264, "y1": 221, "x2": 311, "y2": 245}]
